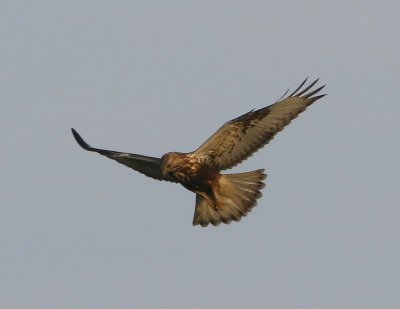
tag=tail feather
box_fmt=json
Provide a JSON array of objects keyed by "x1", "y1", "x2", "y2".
[{"x1": 193, "y1": 169, "x2": 266, "y2": 227}]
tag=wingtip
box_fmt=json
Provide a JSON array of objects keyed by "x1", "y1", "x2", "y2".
[
  {"x1": 289, "y1": 77, "x2": 327, "y2": 100},
  {"x1": 71, "y1": 128, "x2": 78, "y2": 137},
  {"x1": 71, "y1": 128, "x2": 92, "y2": 151},
  {"x1": 288, "y1": 78, "x2": 309, "y2": 97}
]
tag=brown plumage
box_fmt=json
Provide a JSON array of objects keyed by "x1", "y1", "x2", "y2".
[{"x1": 72, "y1": 78, "x2": 326, "y2": 227}]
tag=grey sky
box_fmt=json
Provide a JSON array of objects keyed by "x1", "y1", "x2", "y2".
[{"x1": 1, "y1": 1, "x2": 399, "y2": 308}]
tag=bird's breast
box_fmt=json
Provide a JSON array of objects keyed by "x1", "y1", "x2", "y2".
[{"x1": 174, "y1": 161, "x2": 218, "y2": 193}]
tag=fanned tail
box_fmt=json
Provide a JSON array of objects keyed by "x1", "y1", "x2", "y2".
[{"x1": 193, "y1": 169, "x2": 266, "y2": 227}]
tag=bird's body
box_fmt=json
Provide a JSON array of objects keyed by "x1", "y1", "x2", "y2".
[
  {"x1": 72, "y1": 78, "x2": 326, "y2": 227},
  {"x1": 161, "y1": 152, "x2": 217, "y2": 190}
]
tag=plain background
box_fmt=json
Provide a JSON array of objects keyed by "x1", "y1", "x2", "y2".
[{"x1": 1, "y1": 1, "x2": 399, "y2": 308}]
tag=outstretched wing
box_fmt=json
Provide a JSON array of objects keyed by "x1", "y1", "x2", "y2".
[
  {"x1": 193, "y1": 78, "x2": 326, "y2": 170},
  {"x1": 71, "y1": 128, "x2": 177, "y2": 182}
]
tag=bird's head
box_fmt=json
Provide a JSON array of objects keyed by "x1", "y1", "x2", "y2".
[{"x1": 161, "y1": 152, "x2": 183, "y2": 176}]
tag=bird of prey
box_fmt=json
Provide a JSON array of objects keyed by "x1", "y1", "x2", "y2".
[{"x1": 72, "y1": 78, "x2": 325, "y2": 227}]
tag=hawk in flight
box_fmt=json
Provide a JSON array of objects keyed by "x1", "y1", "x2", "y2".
[{"x1": 72, "y1": 78, "x2": 325, "y2": 227}]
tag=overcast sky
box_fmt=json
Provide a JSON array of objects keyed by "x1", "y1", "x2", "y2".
[{"x1": 1, "y1": 1, "x2": 399, "y2": 308}]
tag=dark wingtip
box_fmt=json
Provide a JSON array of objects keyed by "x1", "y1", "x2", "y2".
[
  {"x1": 288, "y1": 77, "x2": 308, "y2": 97},
  {"x1": 310, "y1": 93, "x2": 327, "y2": 103},
  {"x1": 71, "y1": 128, "x2": 92, "y2": 151},
  {"x1": 288, "y1": 78, "x2": 327, "y2": 101}
]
